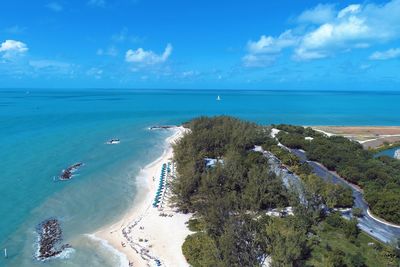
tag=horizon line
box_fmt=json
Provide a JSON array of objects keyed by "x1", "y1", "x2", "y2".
[{"x1": 2, "y1": 88, "x2": 400, "y2": 93}]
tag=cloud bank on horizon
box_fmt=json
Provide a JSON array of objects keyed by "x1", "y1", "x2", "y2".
[
  {"x1": 0, "y1": 0, "x2": 399, "y2": 89},
  {"x1": 244, "y1": 1, "x2": 400, "y2": 66}
]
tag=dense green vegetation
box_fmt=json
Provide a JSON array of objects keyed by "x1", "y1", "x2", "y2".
[
  {"x1": 302, "y1": 174, "x2": 353, "y2": 209},
  {"x1": 172, "y1": 117, "x2": 399, "y2": 266},
  {"x1": 173, "y1": 116, "x2": 287, "y2": 213},
  {"x1": 173, "y1": 117, "x2": 290, "y2": 266},
  {"x1": 275, "y1": 124, "x2": 400, "y2": 224}
]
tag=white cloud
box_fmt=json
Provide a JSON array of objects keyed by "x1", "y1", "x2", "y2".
[
  {"x1": 125, "y1": 44, "x2": 172, "y2": 65},
  {"x1": 243, "y1": 31, "x2": 297, "y2": 67},
  {"x1": 296, "y1": 0, "x2": 400, "y2": 60},
  {"x1": 369, "y1": 48, "x2": 400, "y2": 60},
  {"x1": 0, "y1": 40, "x2": 28, "y2": 58},
  {"x1": 294, "y1": 48, "x2": 326, "y2": 60},
  {"x1": 244, "y1": 0, "x2": 400, "y2": 63},
  {"x1": 46, "y1": 2, "x2": 63, "y2": 12},
  {"x1": 247, "y1": 30, "x2": 297, "y2": 54},
  {"x1": 88, "y1": 0, "x2": 106, "y2": 7},
  {"x1": 295, "y1": 12, "x2": 370, "y2": 60},
  {"x1": 242, "y1": 54, "x2": 277, "y2": 68},
  {"x1": 298, "y1": 4, "x2": 336, "y2": 24},
  {"x1": 337, "y1": 4, "x2": 361, "y2": 18}
]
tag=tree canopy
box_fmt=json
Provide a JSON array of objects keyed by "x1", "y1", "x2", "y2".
[{"x1": 172, "y1": 117, "x2": 399, "y2": 266}]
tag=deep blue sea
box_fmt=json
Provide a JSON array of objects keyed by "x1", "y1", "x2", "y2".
[{"x1": 1, "y1": 89, "x2": 400, "y2": 266}]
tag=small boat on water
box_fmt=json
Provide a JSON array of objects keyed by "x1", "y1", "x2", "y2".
[
  {"x1": 217, "y1": 95, "x2": 221, "y2": 101},
  {"x1": 59, "y1": 162, "x2": 83, "y2": 181},
  {"x1": 106, "y1": 138, "x2": 120, "y2": 145}
]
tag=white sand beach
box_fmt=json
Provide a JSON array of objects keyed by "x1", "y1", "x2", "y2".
[{"x1": 94, "y1": 126, "x2": 192, "y2": 267}]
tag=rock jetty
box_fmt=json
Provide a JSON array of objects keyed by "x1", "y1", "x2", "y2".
[{"x1": 36, "y1": 219, "x2": 71, "y2": 260}]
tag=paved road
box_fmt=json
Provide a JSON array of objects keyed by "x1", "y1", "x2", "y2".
[{"x1": 291, "y1": 148, "x2": 400, "y2": 244}]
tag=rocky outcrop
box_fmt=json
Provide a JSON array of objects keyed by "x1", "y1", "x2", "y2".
[
  {"x1": 149, "y1": 125, "x2": 176, "y2": 130},
  {"x1": 36, "y1": 219, "x2": 71, "y2": 260},
  {"x1": 59, "y1": 162, "x2": 83, "y2": 180}
]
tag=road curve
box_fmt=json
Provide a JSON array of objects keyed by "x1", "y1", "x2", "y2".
[{"x1": 291, "y1": 148, "x2": 400, "y2": 244}]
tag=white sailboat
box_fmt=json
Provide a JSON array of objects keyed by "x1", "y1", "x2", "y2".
[{"x1": 216, "y1": 95, "x2": 221, "y2": 101}]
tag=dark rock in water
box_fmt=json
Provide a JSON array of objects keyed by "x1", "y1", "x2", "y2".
[
  {"x1": 36, "y1": 219, "x2": 71, "y2": 260},
  {"x1": 149, "y1": 125, "x2": 176, "y2": 130},
  {"x1": 59, "y1": 162, "x2": 83, "y2": 180}
]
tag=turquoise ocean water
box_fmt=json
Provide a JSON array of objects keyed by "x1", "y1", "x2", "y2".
[
  {"x1": 1, "y1": 89, "x2": 400, "y2": 266},
  {"x1": 375, "y1": 146, "x2": 400, "y2": 158}
]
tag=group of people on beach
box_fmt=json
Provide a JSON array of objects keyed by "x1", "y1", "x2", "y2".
[{"x1": 118, "y1": 160, "x2": 176, "y2": 267}]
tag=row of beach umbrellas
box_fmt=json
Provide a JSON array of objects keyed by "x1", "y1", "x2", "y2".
[{"x1": 153, "y1": 163, "x2": 168, "y2": 208}]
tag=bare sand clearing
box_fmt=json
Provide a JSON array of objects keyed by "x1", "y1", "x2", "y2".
[
  {"x1": 312, "y1": 126, "x2": 400, "y2": 148},
  {"x1": 93, "y1": 126, "x2": 192, "y2": 267},
  {"x1": 313, "y1": 126, "x2": 400, "y2": 136}
]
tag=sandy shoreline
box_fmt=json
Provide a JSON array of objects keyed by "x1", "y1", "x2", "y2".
[{"x1": 93, "y1": 126, "x2": 192, "y2": 267}]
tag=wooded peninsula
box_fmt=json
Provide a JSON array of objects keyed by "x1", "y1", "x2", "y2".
[{"x1": 171, "y1": 116, "x2": 400, "y2": 267}]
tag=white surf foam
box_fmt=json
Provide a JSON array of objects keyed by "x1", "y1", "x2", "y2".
[{"x1": 85, "y1": 234, "x2": 130, "y2": 267}]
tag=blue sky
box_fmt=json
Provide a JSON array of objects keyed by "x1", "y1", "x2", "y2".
[{"x1": 0, "y1": 0, "x2": 400, "y2": 90}]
